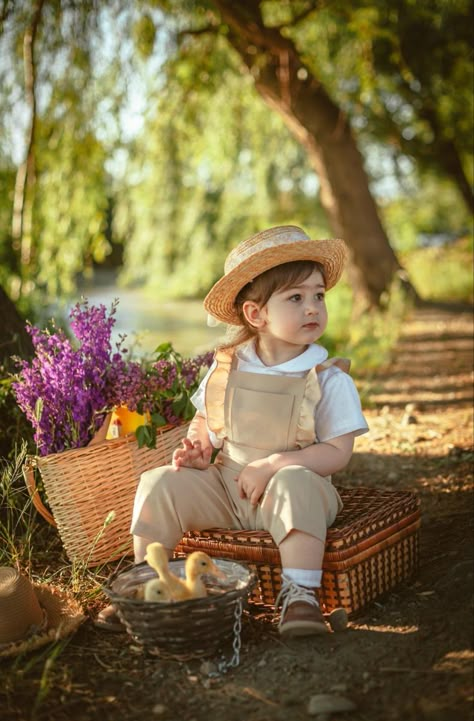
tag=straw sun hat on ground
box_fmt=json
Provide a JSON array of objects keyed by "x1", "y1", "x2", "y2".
[
  {"x1": 204, "y1": 225, "x2": 348, "y2": 326},
  {"x1": 0, "y1": 567, "x2": 85, "y2": 658}
]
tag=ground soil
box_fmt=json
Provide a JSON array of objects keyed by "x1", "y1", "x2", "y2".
[{"x1": 2, "y1": 303, "x2": 473, "y2": 721}]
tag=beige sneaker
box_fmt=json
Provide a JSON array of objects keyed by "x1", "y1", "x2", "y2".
[{"x1": 276, "y1": 577, "x2": 328, "y2": 637}]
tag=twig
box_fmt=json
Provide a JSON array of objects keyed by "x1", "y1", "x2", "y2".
[
  {"x1": 93, "y1": 653, "x2": 113, "y2": 671},
  {"x1": 242, "y1": 686, "x2": 279, "y2": 706},
  {"x1": 380, "y1": 667, "x2": 466, "y2": 675}
]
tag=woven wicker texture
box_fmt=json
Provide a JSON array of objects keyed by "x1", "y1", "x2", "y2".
[
  {"x1": 175, "y1": 487, "x2": 421, "y2": 616},
  {"x1": 105, "y1": 559, "x2": 256, "y2": 660},
  {"x1": 0, "y1": 584, "x2": 85, "y2": 658},
  {"x1": 24, "y1": 424, "x2": 189, "y2": 567}
]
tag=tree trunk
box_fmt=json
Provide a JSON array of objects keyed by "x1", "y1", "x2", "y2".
[
  {"x1": 212, "y1": 0, "x2": 417, "y2": 307},
  {"x1": 11, "y1": 0, "x2": 45, "y2": 290}
]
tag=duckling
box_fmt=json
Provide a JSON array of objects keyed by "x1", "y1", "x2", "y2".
[
  {"x1": 143, "y1": 577, "x2": 174, "y2": 603},
  {"x1": 144, "y1": 542, "x2": 187, "y2": 598},
  {"x1": 144, "y1": 542, "x2": 225, "y2": 601},
  {"x1": 183, "y1": 551, "x2": 225, "y2": 599}
]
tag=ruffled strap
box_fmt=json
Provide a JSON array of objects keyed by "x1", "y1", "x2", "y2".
[
  {"x1": 295, "y1": 357, "x2": 351, "y2": 448},
  {"x1": 295, "y1": 367, "x2": 321, "y2": 448},
  {"x1": 205, "y1": 348, "x2": 234, "y2": 439}
]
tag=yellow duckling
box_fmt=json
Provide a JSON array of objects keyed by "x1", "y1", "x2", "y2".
[
  {"x1": 144, "y1": 542, "x2": 186, "y2": 599},
  {"x1": 143, "y1": 577, "x2": 174, "y2": 603},
  {"x1": 144, "y1": 542, "x2": 225, "y2": 601},
  {"x1": 183, "y1": 551, "x2": 226, "y2": 600}
]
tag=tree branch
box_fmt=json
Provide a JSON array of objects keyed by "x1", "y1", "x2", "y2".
[
  {"x1": 177, "y1": 24, "x2": 219, "y2": 42},
  {"x1": 272, "y1": 2, "x2": 320, "y2": 32},
  {"x1": 213, "y1": 0, "x2": 292, "y2": 52}
]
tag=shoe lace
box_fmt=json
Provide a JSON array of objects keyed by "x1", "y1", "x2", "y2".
[{"x1": 274, "y1": 575, "x2": 318, "y2": 625}]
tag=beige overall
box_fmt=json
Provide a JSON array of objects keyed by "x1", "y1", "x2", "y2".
[{"x1": 131, "y1": 351, "x2": 343, "y2": 550}]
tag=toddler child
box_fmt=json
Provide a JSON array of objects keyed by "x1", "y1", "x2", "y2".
[{"x1": 98, "y1": 225, "x2": 368, "y2": 635}]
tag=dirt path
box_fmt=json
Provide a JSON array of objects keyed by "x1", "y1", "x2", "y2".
[{"x1": 3, "y1": 304, "x2": 473, "y2": 721}]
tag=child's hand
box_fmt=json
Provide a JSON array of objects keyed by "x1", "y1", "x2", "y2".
[
  {"x1": 235, "y1": 458, "x2": 274, "y2": 506},
  {"x1": 172, "y1": 438, "x2": 212, "y2": 471}
]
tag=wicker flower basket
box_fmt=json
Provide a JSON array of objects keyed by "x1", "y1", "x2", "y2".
[
  {"x1": 23, "y1": 423, "x2": 190, "y2": 567},
  {"x1": 104, "y1": 558, "x2": 256, "y2": 663}
]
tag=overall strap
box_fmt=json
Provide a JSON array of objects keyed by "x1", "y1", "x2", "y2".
[
  {"x1": 295, "y1": 357, "x2": 351, "y2": 448},
  {"x1": 316, "y1": 357, "x2": 351, "y2": 374}
]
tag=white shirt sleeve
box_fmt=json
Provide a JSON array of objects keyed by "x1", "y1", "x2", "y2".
[
  {"x1": 315, "y1": 366, "x2": 369, "y2": 442},
  {"x1": 190, "y1": 361, "x2": 216, "y2": 415}
]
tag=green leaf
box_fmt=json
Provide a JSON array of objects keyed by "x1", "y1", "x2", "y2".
[
  {"x1": 34, "y1": 397, "x2": 44, "y2": 422},
  {"x1": 154, "y1": 342, "x2": 173, "y2": 356},
  {"x1": 172, "y1": 393, "x2": 188, "y2": 415},
  {"x1": 135, "y1": 424, "x2": 156, "y2": 449},
  {"x1": 183, "y1": 398, "x2": 195, "y2": 421},
  {"x1": 151, "y1": 412, "x2": 167, "y2": 427}
]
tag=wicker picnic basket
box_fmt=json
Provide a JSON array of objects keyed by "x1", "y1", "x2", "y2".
[
  {"x1": 104, "y1": 558, "x2": 256, "y2": 663},
  {"x1": 175, "y1": 487, "x2": 421, "y2": 617},
  {"x1": 23, "y1": 423, "x2": 189, "y2": 567}
]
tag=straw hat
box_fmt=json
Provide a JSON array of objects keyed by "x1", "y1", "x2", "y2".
[
  {"x1": 0, "y1": 567, "x2": 85, "y2": 658},
  {"x1": 204, "y1": 225, "x2": 348, "y2": 325}
]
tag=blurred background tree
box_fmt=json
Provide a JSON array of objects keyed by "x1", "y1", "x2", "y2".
[
  {"x1": 0, "y1": 0, "x2": 472, "y2": 459},
  {"x1": 0, "y1": 0, "x2": 472, "y2": 316}
]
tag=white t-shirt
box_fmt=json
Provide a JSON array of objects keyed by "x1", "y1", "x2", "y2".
[{"x1": 191, "y1": 341, "x2": 369, "y2": 448}]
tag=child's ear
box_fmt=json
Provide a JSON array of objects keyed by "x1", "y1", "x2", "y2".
[{"x1": 242, "y1": 300, "x2": 266, "y2": 329}]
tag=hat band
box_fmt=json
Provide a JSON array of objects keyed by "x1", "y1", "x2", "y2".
[{"x1": 224, "y1": 227, "x2": 309, "y2": 274}]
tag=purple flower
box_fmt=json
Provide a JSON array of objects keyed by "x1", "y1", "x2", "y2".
[{"x1": 12, "y1": 300, "x2": 214, "y2": 454}]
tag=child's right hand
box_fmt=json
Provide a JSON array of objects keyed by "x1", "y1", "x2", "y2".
[{"x1": 172, "y1": 438, "x2": 212, "y2": 471}]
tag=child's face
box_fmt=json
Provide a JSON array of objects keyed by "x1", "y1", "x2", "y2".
[{"x1": 257, "y1": 269, "x2": 328, "y2": 348}]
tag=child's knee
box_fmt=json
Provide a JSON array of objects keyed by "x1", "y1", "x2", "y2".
[
  {"x1": 270, "y1": 465, "x2": 324, "y2": 493},
  {"x1": 139, "y1": 464, "x2": 196, "y2": 499},
  {"x1": 139, "y1": 464, "x2": 174, "y2": 492},
  {"x1": 264, "y1": 465, "x2": 340, "y2": 524}
]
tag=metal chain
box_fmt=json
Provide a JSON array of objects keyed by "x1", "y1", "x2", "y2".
[{"x1": 214, "y1": 597, "x2": 243, "y2": 675}]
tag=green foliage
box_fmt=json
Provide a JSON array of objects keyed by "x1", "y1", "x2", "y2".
[
  {"x1": 0, "y1": 165, "x2": 17, "y2": 287},
  {"x1": 134, "y1": 341, "x2": 210, "y2": 449},
  {"x1": 316, "y1": 270, "x2": 410, "y2": 387},
  {"x1": 287, "y1": 0, "x2": 473, "y2": 198},
  {"x1": 380, "y1": 174, "x2": 471, "y2": 252},
  {"x1": 267, "y1": 1, "x2": 474, "y2": 260},
  {"x1": 329, "y1": 240, "x2": 473, "y2": 390},
  {"x1": 117, "y1": 34, "x2": 327, "y2": 297},
  {"x1": 323, "y1": 280, "x2": 354, "y2": 352},
  {"x1": 402, "y1": 236, "x2": 473, "y2": 304},
  {"x1": 33, "y1": 108, "x2": 109, "y2": 298},
  {"x1": 0, "y1": 1, "x2": 119, "y2": 302},
  {"x1": 133, "y1": 13, "x2": 157, "y2": 59},
  {"x1": 0, "y1": 374, "x2": 35, "y2": 461},
  {"x1": 0, "y1": 0, "x2": 471, "y2": 309}
]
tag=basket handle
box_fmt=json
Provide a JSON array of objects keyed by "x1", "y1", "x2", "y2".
[{"x1": 23, "y1": 459, "x2": 57, "y2": 527}]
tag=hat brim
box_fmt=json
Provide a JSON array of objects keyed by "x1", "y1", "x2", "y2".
[
  {"x1": 204, "y1": 238, "x2": 348, "y2": 325},
  {"x1": 0, "y1": 584, "x2": 84, "y2": 658}
]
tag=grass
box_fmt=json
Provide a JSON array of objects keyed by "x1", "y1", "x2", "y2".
[{"x1": 0, "y1": 443, "x2": 38, "y2": 569}]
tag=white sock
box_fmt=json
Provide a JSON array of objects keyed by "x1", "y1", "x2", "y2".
[{"x1": 283, "y1": 568, "x2": 323, "y2": 589}]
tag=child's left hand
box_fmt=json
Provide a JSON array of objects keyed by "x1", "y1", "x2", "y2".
[
  {"x1": 172, "y1": 438, "x2": 212, "y2": 470},
  {"x1": 235, "y1": 458, "x2": 275, "y2": 506}
]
